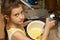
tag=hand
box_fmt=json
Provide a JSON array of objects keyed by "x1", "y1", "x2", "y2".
[
  {"x1": 41, "y1": 18, "x2": 56, "y2": 40},
  {"x1": 45, "y1": 18, "x2": 56, "y2": 30},
  {"x1": 20, "y1": 20, "x2": 32, "y2": 27}
]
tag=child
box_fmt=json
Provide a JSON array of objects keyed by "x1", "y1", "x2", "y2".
[{"x1": 1, "y1": 0, "x2": 56, "y2": 40}]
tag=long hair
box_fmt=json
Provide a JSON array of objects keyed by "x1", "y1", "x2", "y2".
[{"x1": 1, "y1": 0, "x2": 24, "y2": 40}]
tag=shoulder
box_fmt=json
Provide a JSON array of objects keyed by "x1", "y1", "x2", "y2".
[
  {"x1": 7, "y1": 28, "x2": 31, "y2": 40},
  {"x1": 7, "y1": 28, "x2": 24, "y2": 35},
  {"x1": 12, "y1": 31, "x2": 31, "y2": 40}
]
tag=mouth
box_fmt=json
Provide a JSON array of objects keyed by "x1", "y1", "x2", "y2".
[{"x1": 19, "y1": 20, "x2": 24, "y2": 23}]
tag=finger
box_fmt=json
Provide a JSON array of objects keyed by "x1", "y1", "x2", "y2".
[
  {"x1": 24, "y1": 20, "x2": 32, "y2": 24},
  {"x1": 23, "y1": 20, "x2": 32, "y2": 26},
  {"x1": 51, "y1": 20, "x2": 56, "y2": 25},
  {"x1": 51, "y1": 20, "x2": 56, "y2": 23},
  {"x1": 46, "y1": 18, "x2": 49, "y2": 23}
]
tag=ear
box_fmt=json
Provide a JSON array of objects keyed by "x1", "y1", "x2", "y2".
[{"x1": 4, "y1": 15, "x2": 9, "y2": 20}]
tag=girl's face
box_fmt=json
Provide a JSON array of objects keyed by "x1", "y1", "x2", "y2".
[{"x1": 10, "y1": 6, "x2": 25, "y2": 25}]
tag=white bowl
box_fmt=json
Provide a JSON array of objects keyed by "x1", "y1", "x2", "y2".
[{"x1": 27, "y1": 20, "x2": 45, "y2": 40}]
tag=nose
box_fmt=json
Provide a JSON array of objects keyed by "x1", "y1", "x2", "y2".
[{"x1": 19, "y1": 14, "x2": 25, "y2": 19}]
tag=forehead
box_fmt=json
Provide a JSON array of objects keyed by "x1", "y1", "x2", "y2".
[{"x1": 11, "y1": 5, "x2": 23, "y2": 14}]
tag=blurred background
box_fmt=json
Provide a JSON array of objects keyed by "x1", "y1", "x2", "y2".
[{"x1": 0, "y1": 0, "x2": 60, "y2": 40}]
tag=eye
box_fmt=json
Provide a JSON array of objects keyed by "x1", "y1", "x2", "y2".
[{"x1": 14, "y1": 13, "x2": 19, "y2": 17}]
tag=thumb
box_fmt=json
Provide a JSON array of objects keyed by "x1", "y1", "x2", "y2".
[
  {"x1": 22, "y1": 20, "x2": 32, "y2": 27},
  {"x1": 24, "y1": 20, "x2": 32, "y2": 25},
  {"x1": 46, "y1": 18, "x2": 49, "y2": 23}
]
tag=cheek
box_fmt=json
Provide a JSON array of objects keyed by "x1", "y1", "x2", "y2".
[
  {"x1": 10, "y1": 17, "x2": 18, "y2": 22},
  {"x1": 23, "y1": 15, "x2": 25, "y2": 19},
  {"x1": 22, "y1": 14, "x2": 25, "y2": 19}
]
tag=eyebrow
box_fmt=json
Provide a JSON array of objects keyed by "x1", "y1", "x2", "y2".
[{"x1": 21, "y1": 10, "x2": 24, "y2": 13}]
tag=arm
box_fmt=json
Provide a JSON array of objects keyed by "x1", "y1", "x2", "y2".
[
  {"x1": 12, "y1": 31, "x2": 31, "y2": 40},
  {"x1": 41, "y1": 18, "x2": 56, "y2": 40},
  {"x1": 41, "y1": 26, "x2": 50, "y2": 40}
]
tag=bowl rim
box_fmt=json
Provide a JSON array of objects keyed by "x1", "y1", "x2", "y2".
[{"x1": 26, "y1": 20, "x2": 45, "y2": 39}]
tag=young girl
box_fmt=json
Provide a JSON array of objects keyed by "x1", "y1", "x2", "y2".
[{"x1": 1, "y1": 0, "x2": 56, "y2": 40}]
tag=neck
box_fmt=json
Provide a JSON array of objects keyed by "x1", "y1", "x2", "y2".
[{"x1": 6, "y1": 22, "x2": 24, "y2": 30}]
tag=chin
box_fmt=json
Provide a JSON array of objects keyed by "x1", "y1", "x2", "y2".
[{"x1": 19, "y1": 22, "x2": 23, "y2": 24}]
